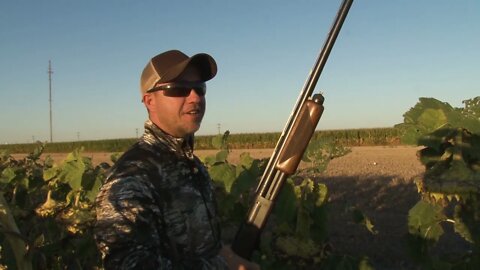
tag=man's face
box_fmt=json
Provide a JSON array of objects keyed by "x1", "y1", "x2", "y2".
[{"x1": 143, "y1": 67, "x2": 206, "y2": 138}]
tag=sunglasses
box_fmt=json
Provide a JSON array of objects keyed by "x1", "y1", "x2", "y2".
[{"x1": 147, "y1": 82, "x2": 207, "y2": 97}]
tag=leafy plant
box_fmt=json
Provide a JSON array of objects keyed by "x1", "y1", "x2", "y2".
[
  {"x1": 400, "y1": 97, "x2": 480, "y2": 268},
  {"x1": 0, "y1": 144, "x2": 107, "y2": 269},
  {"x1": 302, "y1": 138, "x2": 351, "y2": 174},
  {"x1": 202, "y1": 134, "x2": 371, "y2": 269},
  {"x1": 1, "y1": 133, "x2": 363, "y2": 269},
  {"x1": 396, "y1": 97, "x2": 480, "y2": 145}
]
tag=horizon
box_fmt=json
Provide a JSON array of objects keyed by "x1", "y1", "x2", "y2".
[
  {"x1": 1, "y1": 0, "x2": 479, "y2": 144},
  {"x1": 2, "y1": 125, "x2": 398, "y2": 145}
]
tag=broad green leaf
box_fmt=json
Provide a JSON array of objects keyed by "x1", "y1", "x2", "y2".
[
  {"x1": 43, "y1": 155, "x2": 54, "y2": 168},
  {"x1": 85, "y1": 175, "x2": 103, "y2": 202},
  {"x1": 408, "y1": 200, "x2": 445, "y2": 241},
  {"x1": 417, "y1": 108, "x2": 448, "y2": 131},
  {"x1": 211, "y1": 134, "x2": 223, "y2": 150},
  {"x1": 211, "y1": 131, "x2": 230, "y2": 150},
  {"x1": 275, "y1": 235, "x2": 320, "y2": 259},
  {"x1": 458, "y1": 97, "x2": 480, "y2": 131},
  {"x1": 462, "y1": 96, "x2": 480, "y2": 119},
  {"x1": 58, "y1": 160, "x2": 85, "y2": 190},
  {"x1": 399, "y1": 96, "x2": 480, "y2": 145},
  {"x1": 399, "y1": 125, "x2": 422, "y2": 145},
  {"x1": 209, "y1": 163, "x2": 236, "y2": 193},
  {"x1": 440, "y1": 159, "x2": 473, "y2": 182},
  {"x1": 230, "y1": 167, "x2": 256, "y2": 198},
  {"x1": 202, "y1": 155, "x2": 217, "y2": 166},
  {"x1": 81, "y1": 170, "x2": 96, "y2": 191},
  {"x1": 28, "y1": 142, "x2": 45, "y2": 161},
  {"x1": 417, "y1": 127, "x2": 455, "y2": 151},
  {"x1": 0, "y1": 167, "x2": 16, "y2": 184},
  {"x1": 43, "y1": 166, "x2": 59, "y2": 181},
  {"x1": 57, "y1": 150, "x2": 86, "y2": 190},
  {"x1": 110, "y1": 152, "x2": 121, "y2": 163},
  {"x1": 238, "y1": 152, "x2": 254, "y2": 168},
  {"x1": 239, "y1": 153, "x2": 266, "y2": 181},
  {"x1": 84, "y1": 166, "x2": 107, "y2": 202},
  {"x1": 215, "y1": 150, "x2": 229, "y2": 163},
  {"x1": 17, "y1": 177, "x2": 29, "y2": 189},
  {"x1": 273, "y1": 179, "x2": 297, "y2": 225}
]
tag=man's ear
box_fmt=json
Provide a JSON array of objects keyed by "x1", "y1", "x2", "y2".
[{"x1": 143, "y1": 93, "x2": 156, "y2": 112}]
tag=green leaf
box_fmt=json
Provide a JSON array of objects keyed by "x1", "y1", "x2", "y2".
[
  {"x1": 43, "y1": 155, "x2": 55, "y2": 168},
  {"x1": 85, "y1": 176, "x2": 103, "y2": 203},
  {"x1": 57, "y1": 149, "x2": 86, "y2": 191},
  {"x1": 417, "y1": 108, "x2": 448, "y2": 131},
  {"x1": 211, "y1": 131, "x2": 230, "y2": 150},
  {"x1": 238, "y1": 152, "x2": 254, "y2": 168},
  {"x1": 202, "y1": 150, "x2": 229, "y2": 166},
  {"x1": 209, "y1": 163, "x2": 236, "y2": 193},
  {"x1": 211, "y1": 134, "x2": 223, "y2": 150},
  {"x1": 0, "y1": 149, "x2": 10, "y2": 162},
  {"x1": 110, "y1": 152, "x2": 121, "y2": 163},
  {"x1": 230, "y1": 166, "x2": 256, "y2": 198},
  {"x1": 273, "y1": 179, "x2": 297, "y2": 225},
  {"x1": 202, "y1": 155, "x2": 216, "y2": 166},
  {"x1": 275, "y1": 235, "x2": 320, "y2": 259},
  {"x1": 0, "y1": 167, "x2": 16, "y2": 184},
  {"x1": 43, "y1": 166, "x2": 59, "y2": 181},
  {"x1": 27, "y1": 142, "x2": 45, "y2": 161},
  {"x1": 399, "y1": 96, "x2": 480, "y2": 145},
  {"x1": 215, "y1": 150, "x2": 229, "y2": 163},
  {"x1": 408, "y1": 200, "x2": 446, "y2": 241}
]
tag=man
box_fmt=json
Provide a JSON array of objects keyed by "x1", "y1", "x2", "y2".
[{"x1": 94, "y1": 50, "x2": 258, "y2": 269}]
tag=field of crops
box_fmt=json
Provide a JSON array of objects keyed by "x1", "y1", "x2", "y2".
[{"x1": 2, "y1": 127, "x2": 402, "y2": 154}]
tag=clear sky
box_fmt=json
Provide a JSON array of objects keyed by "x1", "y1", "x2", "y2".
[{"x1": 1, "y1": 0, "x2": 479, "y2": 144}]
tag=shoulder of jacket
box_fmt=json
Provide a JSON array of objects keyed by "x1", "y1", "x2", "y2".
[{"x1": 106, "y1": 142, "x2": 160, "y2": 181}]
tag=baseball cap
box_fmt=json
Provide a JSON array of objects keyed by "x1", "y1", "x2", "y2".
[{"x1": 140, "y1": 50, "x2": 217, "y2": 98}]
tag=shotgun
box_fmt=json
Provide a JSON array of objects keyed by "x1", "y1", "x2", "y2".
[{"x1": 231, "y1": 0, "x2": 354, "y2": 259}]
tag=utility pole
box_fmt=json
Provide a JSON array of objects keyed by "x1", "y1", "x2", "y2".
[{"x1": 48, "y1": 60, "x2": 53, "y2": 143}]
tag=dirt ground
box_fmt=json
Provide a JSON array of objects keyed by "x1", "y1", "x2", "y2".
[{"x1": 13, "y1": 146, "x2": 425, "y2": 268}]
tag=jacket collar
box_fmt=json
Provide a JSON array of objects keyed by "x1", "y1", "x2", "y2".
[{"x1": 142, "y1": 119, "x2": 194, "y2": 159}]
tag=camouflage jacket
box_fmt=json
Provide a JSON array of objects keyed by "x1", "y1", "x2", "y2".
[{"x1": 94, "y1": 120, "x2": 227, "y2": 269}]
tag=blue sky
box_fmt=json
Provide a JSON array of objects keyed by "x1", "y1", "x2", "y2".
[{"x1": 1, "y1": 0, "x2": 478, "y2": 144}]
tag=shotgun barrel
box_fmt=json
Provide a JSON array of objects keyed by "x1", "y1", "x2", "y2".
[{"x1": 231, "y1": 0, "x2": 354, "y2": 259}]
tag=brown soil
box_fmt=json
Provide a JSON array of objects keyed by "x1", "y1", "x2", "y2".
[{"x1": 13, "y1": 146, "x2": 426, "y2": 268}]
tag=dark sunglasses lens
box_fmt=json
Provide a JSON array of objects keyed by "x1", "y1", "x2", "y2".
[{"x1": 163, "y1": 87, "x2": 206, "y2": 97}]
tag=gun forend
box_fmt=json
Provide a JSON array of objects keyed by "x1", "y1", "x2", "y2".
[{"x1": 275, "y1": 94, "x2": 324, "y2": 175}]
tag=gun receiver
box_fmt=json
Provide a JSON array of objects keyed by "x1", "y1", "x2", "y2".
[{"x1": 231, "y1": 0, "x2": 354, "y2": 259}]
